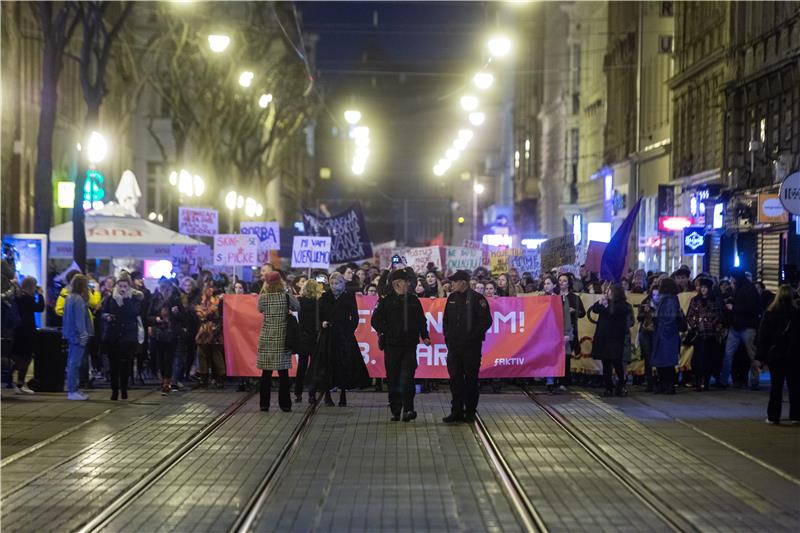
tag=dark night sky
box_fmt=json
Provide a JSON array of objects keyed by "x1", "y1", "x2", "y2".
[{"x1": 298, "y1": 2, "x2": 495, "y2": 244}]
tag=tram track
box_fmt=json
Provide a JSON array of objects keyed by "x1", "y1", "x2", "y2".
[
  {"x1": 471, "y1": 411, "x2": 550, "y2": 533},
  {"x1": 76, "y1": 391, "x2": 257, "y2": 533},
  {"x1": 519, "y1": 386, "x2": 695, "y2": 533}
]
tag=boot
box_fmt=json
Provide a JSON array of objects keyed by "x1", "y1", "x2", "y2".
[
  {"x1": 324, "y1": 391, "x2": 335, "y2": 406},
  {"x1": 442, "y1": 412, "x2": 464, "y2": 423},
  {"x1": 338, "y1": 389, "x2": 347, "y2": 407}
]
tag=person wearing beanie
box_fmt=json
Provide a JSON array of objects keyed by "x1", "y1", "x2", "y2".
[
  {"x1": 371, "y1": 269, "x2": 431, "y2": 422},
  {"x1": 257, "y1": 271, "x2": 293, "y2": 411}
]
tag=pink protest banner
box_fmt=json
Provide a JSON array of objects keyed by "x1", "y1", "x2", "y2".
[{"x1": 223, "y1": 294, "x2": 565, "y2": 378}]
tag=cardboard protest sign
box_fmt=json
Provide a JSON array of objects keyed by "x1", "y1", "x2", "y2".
[
  {"x1": 213, "y1": 234, "x2": 258, "y2": 266},
  {"x1": 179, "y1": 207, "x2": 218, "y2": 237},
  {"x1": 291, "y1": 236, "x2": 331, "y2": 269},
  {"x1": 539, "y1": 235, "x2": 576, "y2": 272},
  {"x1": 170, "y1": 244, "x2": 211, "y2": 274},
  {"x1": 445, "y1": 246, "x2": 483, "y2": 271},
  {"x1": 508, "y1": 252, "x2": 540, "y2": 276},
  {"x1": 462, "y1": 239, "x2": 482, "y2": 250},
  {"x1": 489, "y1": 248, "x2": 523, "y2": 276},
  {"x1": 404, "y1": 246, "x2": 443, "y2": 272},
  {"x1": 240, "y1": 221, "x2": 280, "y2": 264}
]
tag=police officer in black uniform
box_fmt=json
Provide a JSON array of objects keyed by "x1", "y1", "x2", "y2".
[
  {"x1": 371, "y1": 269, "x2": 431, "y2": 422},
  {"x1": 442, "y1": 270, "x2": 493, "y2": 423}
]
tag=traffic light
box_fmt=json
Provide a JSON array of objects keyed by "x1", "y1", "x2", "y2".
[{"x1": 457, "y1": 216, "x2": 465, "y2": 225}]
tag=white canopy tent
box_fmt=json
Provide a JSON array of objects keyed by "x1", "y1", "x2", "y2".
[{"x1": 49, "y1": 203, "x2": 206, "y2": 259}]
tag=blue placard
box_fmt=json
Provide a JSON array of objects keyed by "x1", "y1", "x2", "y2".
[{"x1": 683, "y1": 226, "x2": 706, "y2": 255}]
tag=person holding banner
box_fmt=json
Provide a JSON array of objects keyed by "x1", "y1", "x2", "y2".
[
  {"x1": 308, "y1": 272, "x2": 370, "y2": 407},
  {"x1": 442, "y1": 270, "x2": 493, "y2": 423},
  {"x1": 371, "y1": 270, "x2": 431, "y2": 422},
  {"x1": 588, "y1": 283, "x2": 634, "y2": 397},
  {"x1": 257, "y1": 272, "x2": 293, "y2": 412}
]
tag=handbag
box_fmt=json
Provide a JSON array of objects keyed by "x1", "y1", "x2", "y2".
[{"x1": 285, "y1": 295, "x2": 301, "y2": 353}]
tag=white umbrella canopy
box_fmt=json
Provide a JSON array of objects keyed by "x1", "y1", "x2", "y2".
[{"x1": 49, "y1": 204, "x2": 205, "y2": 259}]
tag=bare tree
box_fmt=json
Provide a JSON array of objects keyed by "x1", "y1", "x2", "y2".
[
  {"x1": 143, "y1": 2, "x2": 316, "y2": 211},
  {"x1": 72, "y1": 1, "x2": 133, "y2": 269},
  {"x1": 31, "y1": 2, "x2": 80, "y2": 235}
]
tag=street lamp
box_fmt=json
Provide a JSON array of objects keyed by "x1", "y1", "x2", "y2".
[
  {"x1": 460, "y1": 95, "x2": 479, "y2": 112},
  {"x1": 433, "y1": 165, "x2": 445, "y2": 177},
  {"x1": 225, "y1": 191, "x2": 238, "y2": 210},
  {"x1": 238, "y1": 71, "x2": 254, "y2": 87},
  {"x1": 344, "y1": 109, "x2": 362, "y2": 125},
  {"x1": 473, "y1": 71, "x2": 494, "y2": 90},
  {"x1": 488, "y1": 35, "x2": 512, "y2": 58},
  {"x1": 208, "y1": 34, "x2": 230, "y2": 53},
  {"x1": 473, "y1": 182, "x2": 485, "y2": 195},
  {"x1": 453, "y1": 138, "x2": 468, "y2": 150},
  {"x1": 258, "y1": 93, "x2": 273, "y2": 108},
  {"x1": 468, "y1": 112, "x2": 486, "y2": 126},
  {"x1": 87, "y1": 131, "x2": 108, "y2": 164},
  {"x1": 446, "y1": 148, "x2": 460, "y2": 161}
]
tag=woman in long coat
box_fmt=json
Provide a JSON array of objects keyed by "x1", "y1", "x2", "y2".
[
  {"x1": 257, "y1": 271, "x2": 292, "y2": 412},
  {"x1": 295, "y1": 279, "x2": 323, "y2": 404},
  {"x1": 308, "y1": 272, "x2": 370, "y2": 406},
  {"x1": 651, "y1": 277, "x2": 685, "y2": 394},
  {"x1": 588, "y1": 283, "x2": 633, "y2": 397}
]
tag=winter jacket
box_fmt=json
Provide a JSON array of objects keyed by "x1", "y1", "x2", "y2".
[
  {"x1": 62, "y1": 294, "x2": 94, "y2": 345},
  {"x1": 12, "y1": 291, "x2": 45, "y2": 354},
  {"x1": 729, "y1": 280, "x2": 761, "y2": 331},
  {"x1": 371, "y1": 291, "x2": 430, "y2": 348},
  {"x1": 442, "y1": 289, "x2": 493, "y2": 347},
  {"x1": 588, "y1": 301, "x2": 633, "y2": 360},
  {"x1": 757, "y1": 307, "x2": 800, "y2": 365},
  {"x1": 686, "y1": 294, "x2": 722, "y2": 339},
  {"x1": 101, "y1": 289, "x2": 143, "y2": 344},
  {"x1": 148, "y1": 289, "x2": 185, "y2": 343},
  {"x1": 651, "y1": 295, "x2": 685, "y2": 368}
]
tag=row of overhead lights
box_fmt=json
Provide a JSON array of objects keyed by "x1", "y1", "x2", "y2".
[
  {"x1": 432, "y1": 34, "x2": 512, "y2": 177},
  {"x1": 207, "y1": 33, "x2": 268, "y2": 217},
  {"x1": 344, "y1": 110, "x2": 370, "y2": 176}
]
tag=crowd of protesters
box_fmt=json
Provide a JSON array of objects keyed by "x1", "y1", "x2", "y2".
[{"x1": 1, "y1": 253, "x2": 798, "y2": 425}]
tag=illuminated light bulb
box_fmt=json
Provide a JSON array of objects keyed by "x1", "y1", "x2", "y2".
[
  {"x1": 473, "y1": 71, "x2": 494, "y2": 90},
  {"x1": 460, "y1": 95, "x2": 479, "y2": 111},
  {"x1": 468, "y1": 112, "x2": 486, "y2": 126},
  {"x1": 344, "y1": 110, "x2": 362, "y2": 125},
  {"x1": 446, "y1": 148, "x2": 460, "y2": 161},
  {"x1": 207, "y1": 34, "x2": 230, "y2": 53},
  {"x1": 453, "y1": 138, "x2": 468, "y2": 150},
  {"x1": 488, "y1": 35, "x2": 512, "y2": 58},
  {"x1": 225, "y1": 191, "x2": 237, "y2": 210},
  {"x1": 87, "y1": 131, "x2": 108, "y2": 164},
  {"x1": 258, "y1": 93, "x2": 273, "y2": 108},
  {"x1": 168, "y1": 171, "x2": 178, "y2": 186},
  {"x1": 238, "y1": 71, "x2": 254, "y2": 87}
]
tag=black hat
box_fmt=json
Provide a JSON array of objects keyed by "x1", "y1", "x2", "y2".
[
  {"x1": 448, "y1": 270, "x2": 470, "y2": 283},
  {"x1": 389, "y1": 269, "x2": 408, "y2": 283}
]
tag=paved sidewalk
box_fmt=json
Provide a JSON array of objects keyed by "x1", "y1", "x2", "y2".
[{"x1": 249, "y1": 392, "x2": 523, "y2": 532}]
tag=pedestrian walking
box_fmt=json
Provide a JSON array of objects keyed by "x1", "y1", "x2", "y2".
[
  {"x1": 295, "y1": 279, "x2": 323, "y2": 404},
  {"x1": 99, "y1": 272, "x2": 142, "y2": 401},
  {"x1": 195, "y1": 284, "x2": 225, "y2": 388},
  {"x1": 371, "y1": 269, "x2": 431, "y2": 422},
  {"x1": 758, "y1": 285, "x2": 799, "y2": 425},
  {"x1": 588, "y1": 283, "x2": 633, "y2": 397},
  {"x1": 721, "y1": 269, "x2": 762, "y2": 389},
  {"x1": 62, "y1": 274, "x2": 94, "y2": 400},
  {"x1": 308, "y1": 272, "x2": 371, "y2": 407},
  {"x1": 257, "y1": 271, "x2": 292, "y2": 412},
  {"x1": 686, "y1": 278, "x2": 723, "y2": 391},
  {"x1": 442, "y1": 270, "x2": 493, "y2": 423},
  {"x1": 652, "y1": 278, "x2": 686, "y2": 394}
]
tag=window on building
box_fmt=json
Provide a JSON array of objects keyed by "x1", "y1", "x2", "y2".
[
  {"x1": 759, "y1": 117, "x2": 766, "y2": 144},
  {"x1": 146, "y1": 161, "x2": 164, "y2": 215},
  {"x1": 659, "y1": 35, "x2": 673, "y2": 54},
  {"x1": 660, "y1": 1, "x2": 673, "y2": 17}
]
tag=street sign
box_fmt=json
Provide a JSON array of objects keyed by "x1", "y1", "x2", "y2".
[
  {"x1": 779, "y1": 171, "x2": 800, "y2": 215},
  {"x1": 683, "y1": 226, "x2": 706, "y2": 255}
]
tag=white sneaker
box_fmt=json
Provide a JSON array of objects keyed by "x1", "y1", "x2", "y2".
[
  {"x1": 67, "y1": 392, "x2": 88, "y2": 401},
  {"x1": 13, "y1": 384, "x2": 22, "y2": 394},
  {"x1": 558, "y1": 385, "x2": 568, "y2": 392},
  {"x1": 765, "y1": 418, "x2": 778, "y2": 425},
  {"x1": 20, "y1": 385, "x2": 35, "y2": 394}
]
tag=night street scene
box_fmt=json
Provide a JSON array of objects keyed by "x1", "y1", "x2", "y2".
[{"x1": 1, "y1": 1, "x2": 800, "y2": 532}]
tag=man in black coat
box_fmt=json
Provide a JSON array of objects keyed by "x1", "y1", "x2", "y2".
[
  {"x1": 721, "y1": 269, "x2": 762, "y2": 389},
  {"x1": 442, "y1": 270, "x2": 493, "y2": 423},
  {"x1": 371, "y1": 269, "x2": 430, "y2": 421}
]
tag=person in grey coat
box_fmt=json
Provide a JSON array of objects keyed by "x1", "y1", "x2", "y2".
[
  {"x1": 62, "y1": 274, "x2": 95, "y2": 401},
  {"x1": 651, "y1": 278, "x2": 686, "y2": 394},
  {"x1": 257, "y1": 271, "x2": 292, "y2": 412}
]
